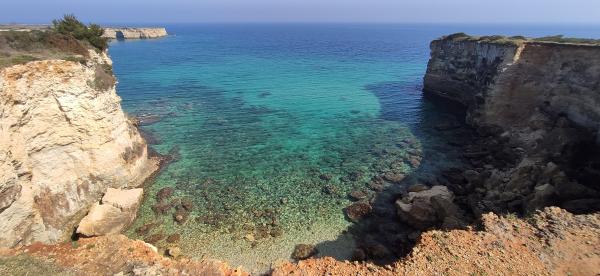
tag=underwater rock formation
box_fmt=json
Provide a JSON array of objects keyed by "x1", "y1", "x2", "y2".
[{"x1": 0, "y1": 48, "x2": 158, "y2": 247}]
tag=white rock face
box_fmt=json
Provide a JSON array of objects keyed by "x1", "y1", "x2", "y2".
[
  {"x1": 0, "y1": 50, "x2": 158, "y2": 247},
  {"x1": 102, "y1": 187, "x2": 143, "y2": 211},
  {"x1": 102, "y1": 28, "x2": 168, "y2": 40},
  {"x1": 77, "y1": 188, "x2": 143, "y2": 236}
]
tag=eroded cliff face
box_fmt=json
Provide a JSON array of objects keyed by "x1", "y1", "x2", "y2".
[
  {"x1": 423, "y1": 38, "x2": 521, "y2": 108},
  {"x1": 102, "y1": 28, "x2": 168, "y2": 40},
  {"x1": 424, "y1": 35, "x2": 600, "y2": 214},
  {"x1": 0, "y1": 50, "x2": 158, "y2": 247},
  {"x1": 424, "y1": 36, "x2": 600, "y2": 142}
]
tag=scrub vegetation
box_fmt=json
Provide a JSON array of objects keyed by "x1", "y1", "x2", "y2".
[{"x1": 0, "y1": 15, "x2": 107, "y2": 68}]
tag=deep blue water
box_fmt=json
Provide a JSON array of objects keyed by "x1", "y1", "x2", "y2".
[{"x1": 108, "y1": 24, "x2": 600, "y2": 272}]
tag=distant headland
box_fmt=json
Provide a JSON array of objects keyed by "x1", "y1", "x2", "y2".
[
  {"x1": 0, "y1": 24, "x2": 168, "y2": 40},
  {"x1": 102, "y1": 27, "x2": 168, "y2": 40}
]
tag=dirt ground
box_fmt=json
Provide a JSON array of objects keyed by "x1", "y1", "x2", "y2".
[{"x1": 0, "y1": 207, "x2": 598, "y2": 276}]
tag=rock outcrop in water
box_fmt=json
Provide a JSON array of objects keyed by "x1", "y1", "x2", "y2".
[
  {"x1": 102, "y1": 28, "x2": 168, "y2": 40},
  {"x1": 0, "y1": 47, "x2": 159, "y2": 247},
  {"x1": 423, "y1": 33, "x2": 600, "y2": 215},
  {"x1": 76, "y1": 188, "x2": 143, "y2": 236}
]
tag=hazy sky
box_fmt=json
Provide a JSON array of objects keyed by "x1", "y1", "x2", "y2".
[{"x1": 3, "y1": 0, "x2": 600, "y2": 24}]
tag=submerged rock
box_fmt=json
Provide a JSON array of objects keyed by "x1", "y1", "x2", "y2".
[
  {"x1": 135, "y1": 222, "x2": 158, "y2": 236},
  {"x1": 383, "y1": 172, "x2": 406, "y2": 183},
  {"x1": 366, "y1": 243, "x2": 391, "y2": 259},
  {"x1": 166, "y1": 233, "x2": 181, "y2": 243},
  {"x1": 291, "y1": 244, "x2": 318, "y2": 260},
  {"x1": 270, "y1": 227, "x2": 284, "y2": 238},
  {"x1": 180, "y1": 198, "x2": 194, "y2": 211},
  {"x1": 345, "y1": 201, "x2": 373, "y2": 222},
  {"x1": 144, "y1": 232, "x2": 165, "y2": 244},
  {"x1": 367, "y1": 180, "x2": 385, "y2": 192},
  {"x1": 152, "y1": 201, "x2": 173, "y2": 215},
  {"x1": 319, "y1": 174, "x2": 332, "y2": 181},
  {"x1": 173, "y1": 209, "x2": 190, "y2": 224},
  {"x1": 166, "y1": 247, "x2": 182, "y2": 258},
  {"x1": 351, "y1": 248, "x2": 367, "y2": 261},
  {"x1": 349, "y1": 190, "x2": 368, "y2": 201},
  {"x1": 156, "y1": 187, "x2": 174, "y2": 202},
  {"x1": 322, "y1": 185, "x2": 340, "y2": 196}
]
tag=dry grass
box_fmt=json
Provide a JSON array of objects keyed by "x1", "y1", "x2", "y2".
[
  {"x1": 0, "y1": 30, "x2": 91, "y2": 69},
  {"x1": 441, "y1": 32, "x2": 600, "y2": 47}
]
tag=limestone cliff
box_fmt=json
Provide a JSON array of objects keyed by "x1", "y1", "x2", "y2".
[
  {"x1": 102, "y1": 28, "x2": 168, "y2": 40},
  {"x1": 424, "y1": 34, "x2": 600, "y2": 138},
  {"x1": 423, "y1": 33, "x2": 600, "y2": 214},
  {"x1": 0, "y1": 49, "x2": 158, "y2": 247}
]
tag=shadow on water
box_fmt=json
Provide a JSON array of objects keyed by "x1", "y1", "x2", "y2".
[
  {"x1": 311, "y1": 80, "x2": 474, "y2": 265},
  {"x1": 132, "y1": 77, "x2": 477, "y2": 269}
]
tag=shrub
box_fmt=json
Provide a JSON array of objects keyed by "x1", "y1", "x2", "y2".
[
  {"x1": 52, "y1": 14, "x2": 108, "y2": 51},
  {"x1": 445, "y1": 32, "x2": 470, "y2": 40},
  {"x1": 533, "y1": 35, "x2": 600, "y2": 45}
]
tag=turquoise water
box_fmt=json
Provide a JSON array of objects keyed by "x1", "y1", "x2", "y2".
[{"x1": 109, "y1": 24, "x2": 600, "y2": 272}]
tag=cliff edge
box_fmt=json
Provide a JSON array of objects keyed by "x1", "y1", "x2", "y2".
[
  {"x1": 423, "y1": 33, "x2": 600, "y2": 215},
  {"x1": 0, "y1": 31, "x2": 159, "y2": 247}
]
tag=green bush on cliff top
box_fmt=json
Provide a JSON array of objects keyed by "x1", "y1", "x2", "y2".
[{"x1": 52, "y1": 14, "x2": 108, "y2": 51}]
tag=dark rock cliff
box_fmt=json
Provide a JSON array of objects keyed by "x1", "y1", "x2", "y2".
[{"x1": 423, "y1": 34, "x2": 600, "y2": 214}]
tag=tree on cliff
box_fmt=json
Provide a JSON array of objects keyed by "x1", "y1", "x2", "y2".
[{"x1": 52, "y1": 14, "x2": 108, "y2": 51}]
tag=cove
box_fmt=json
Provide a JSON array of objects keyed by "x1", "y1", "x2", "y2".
[{"x1": 108, "y1": 24, "x2": 600, "y2": 273}]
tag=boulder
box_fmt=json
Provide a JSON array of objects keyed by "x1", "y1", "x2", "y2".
[
  {"x1": 383, "y1": 172, "x2": 406, "y2": 183},
  {"x1": 407, "y1": 184, "x2": 429, "y2": 193},
  {"x1": 77, "y1": 188, "x2": 143, "y2": 236},
  {"x1": 345, "y1": 201, "x2": 372, "y2": 222},
  {"x1": 348, "y1": 190, "x2": 368, "y2": 201},
  {"x1": 156, "y1": 187, "x2": 174, "y2": 202},
  {"x1": 291, "y1": 244, "x2": 318, "y2": 260},
  {"x1": 103, "y1": 188, "x2": 143, "y2": 210},
  {"x1": 396, "y1": 185, "x2": 461, "y2": 230},
  {"x1": 167, "y1": 246, "x2": 182, "y2": 258},
  {"x1": 525, "y1": 183, "x2": 556, "y2": 213}
]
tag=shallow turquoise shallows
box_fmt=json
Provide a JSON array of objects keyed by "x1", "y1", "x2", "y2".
[{"x1": 109, "y1": 24, "x2": 600, "y2": 272}]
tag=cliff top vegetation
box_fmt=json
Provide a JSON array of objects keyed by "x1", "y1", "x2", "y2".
[
  {"x1": 0, "y1": 15, "x2": 107, "y2": 69},
  {"x1": 440, "y1": 32, "x2": 600, "y2": 47}
]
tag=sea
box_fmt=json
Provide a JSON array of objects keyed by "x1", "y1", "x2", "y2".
[{"x1": 108, "y1": 23, "x2": 600, "y2": 273}]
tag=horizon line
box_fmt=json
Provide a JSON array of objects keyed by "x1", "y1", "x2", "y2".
[{"x1": 3, "y1": 21, "x2": 600, "y2": 26}]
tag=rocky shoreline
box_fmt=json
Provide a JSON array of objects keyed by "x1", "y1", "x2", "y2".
[
  {"x1": 1, "y1": 31, "x2": 600, "y2": 275},
  {"x1": 268, "y1": 33, "x2": 600, "y2": 272}
]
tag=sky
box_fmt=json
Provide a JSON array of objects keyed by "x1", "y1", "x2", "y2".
[{"x1": 2, "y1": 0, "x2": 600, "y2": 24}]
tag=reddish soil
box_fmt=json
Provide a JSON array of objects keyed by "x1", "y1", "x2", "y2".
[
  {"x1": 273, "y1": 207, "x2": 600, "y2": 276},
  {"x1": 1, "y1": 207, "x2": 598, "y2": 276}
]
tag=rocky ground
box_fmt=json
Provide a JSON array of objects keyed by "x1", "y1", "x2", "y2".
[
  {"x1": 274, "y1": 207, "x2": 600, "y2": 276},
  {"x1": 0, "y1": 234, "x2": 246, "y2": 276},
  {"x1": 1, "y1": 207, "x2": 597, "y2": 275}
]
